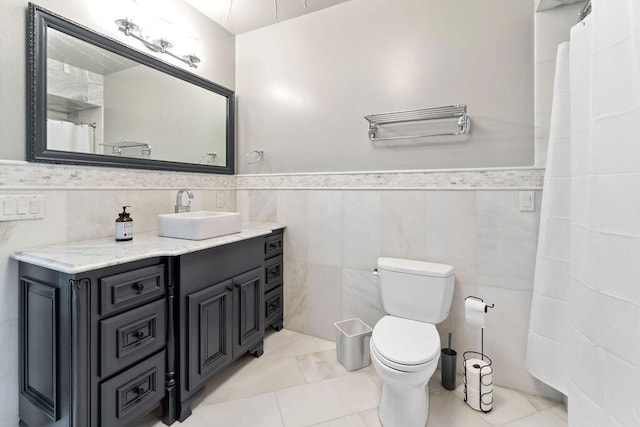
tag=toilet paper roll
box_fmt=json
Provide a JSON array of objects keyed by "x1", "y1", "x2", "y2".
[
  {"x1": 466, "y1": 386, "x2": 493, "y2": 411},
  {"x1": 464, "y1": 358, "x2": 493, "y2": 411},
  {"x1": 465, "y1": 298, "x2": 487, "y2": 327},
  {"x1": 464, "y1": 358, "x2": 493, "y2": 388}
]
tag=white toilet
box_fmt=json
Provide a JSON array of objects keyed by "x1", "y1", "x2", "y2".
[{"x1": 370, "y1": 257, "x2": 454, "y2": 427}]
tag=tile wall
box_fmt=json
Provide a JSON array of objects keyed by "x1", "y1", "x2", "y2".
[
  {"x1": 0, "y1": 161, "x2": 236, "y2": 425},
  {"x1": 236, "y1": 167, "x2": 560, "y2": 400},
  {"x1": 0, "y1": 163, "x2": 558, "y2": 424}
]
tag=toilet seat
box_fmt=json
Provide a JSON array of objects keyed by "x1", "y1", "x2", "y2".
[{"x1": 371, "y1": 316, "x2": 440, "y2": 372}]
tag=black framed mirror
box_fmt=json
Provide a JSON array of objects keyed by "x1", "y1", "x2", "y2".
[{"x1": 27, "y1": 3, "x2": 235, "y2": 174}]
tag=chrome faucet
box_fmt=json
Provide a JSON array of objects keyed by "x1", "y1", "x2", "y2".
[{"x1": 175, "y1": 189, "x2": 194, "y2": 213}]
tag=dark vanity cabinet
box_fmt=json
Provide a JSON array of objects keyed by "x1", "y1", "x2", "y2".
[
  {"x1": 263, "y1": 230, "x2": 284, "y2": 331},
  {"x1": 17, "y1": 228, "x2": 285, "y2": 426},
  {"x1": 18, "y1": 258, "x2": 170, "y2": 427},
  {"x1": 175, "y1": 237, "x2": 265, "y2": 421}
]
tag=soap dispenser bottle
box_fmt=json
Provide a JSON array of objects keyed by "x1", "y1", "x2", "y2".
[{"x1": 115, "y1": 206, "x2": 133, "y2": 241}]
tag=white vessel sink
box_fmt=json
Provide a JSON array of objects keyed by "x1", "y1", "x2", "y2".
[{"x1": 157, "y1": 211, "x2": 242, "y2": 240}]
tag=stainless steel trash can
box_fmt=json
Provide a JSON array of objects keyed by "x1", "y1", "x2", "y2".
[{"x1": 335, "y1": 318, "x2": 372, "y2": 371}]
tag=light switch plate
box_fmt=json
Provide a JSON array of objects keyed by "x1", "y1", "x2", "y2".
[{"x1": 0, "y1": 195, "x2": 45, "y2": 221}]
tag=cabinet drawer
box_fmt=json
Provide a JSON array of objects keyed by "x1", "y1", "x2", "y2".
[
  {"x1": 100, "y1": 351, "x2": 165, "y2": 427},
  {"x1": 100, "y1": 264, "x2": 165, "y2": 314},
  {"x1": 100, "y1": 299, "x2": 166, "y2": 377},
  {"x1": 264, "y1": 232, "x2": 283, "y2": 259},
  {"x1": 264, "y1": 255, "x2": 283, "y2": 293},
  {"x1": 265, "y1": 286, "x2": 283, "y2": 326}
]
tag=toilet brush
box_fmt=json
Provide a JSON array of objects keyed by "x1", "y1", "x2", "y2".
[{"x1": 441, "y1": 332, "x2": 457, "y2": 390}]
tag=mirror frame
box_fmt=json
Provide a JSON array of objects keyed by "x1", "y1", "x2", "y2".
[{"x1": 27, "y1": 3, "x2": 235, "y2": 175}]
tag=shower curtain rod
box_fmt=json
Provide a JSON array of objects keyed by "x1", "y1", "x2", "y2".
[{"x1": 49, "y1": 117, "x2": 97, "y2": 128}]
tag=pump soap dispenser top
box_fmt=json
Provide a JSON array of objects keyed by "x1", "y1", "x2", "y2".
[{"x1": 115, "y1": 206, "x2": 133, "y2": 241}]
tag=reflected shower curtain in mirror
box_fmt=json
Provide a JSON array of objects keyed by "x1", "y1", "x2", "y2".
[
  {"x1": 46, "y1": 119, "x2": 94, "y2": 153},
  {"x1": 528, "y1": 1, "x2": 640, "y2": 425}
]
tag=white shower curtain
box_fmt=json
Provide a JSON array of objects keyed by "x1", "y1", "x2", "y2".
[
  {"x1": 527, "y1": 42, "x2": 572, "y2": 396},
  {"x1": 47, "y1": 119, "x2": 94, "y2": 153},
  {"x1": 528, "y1": 1, "x2": 640, "y2": 425}
]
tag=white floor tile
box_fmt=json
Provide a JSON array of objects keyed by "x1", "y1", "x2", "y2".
[
  {"x1": 427, "y1": 390, "x2": 492, "y2": 427},
  {"x1": 523, "y1": 392, "x2": 563, "y2": 412},
  {"x1": 550, "y1": 404, "x2": 568, "y2": 421},
  {"x1": 136, "y1": 330, "x2": 567, "y2": 427},
  {"x1": 476, "y1": 385, "x2": 539, "y2": 426},
  {"x1": 313, "y1": 335, "x2": 337, "y2": 351},
  {"x1": 502, "y1": 409, "x2": 568, "y2": 427},
  {"x1": 310, "y1": 413, "x2": 368, "y2": 427},
  {"x1": 296, "y1": 349, "x2": 349, "y2": 383},
  {"x1": 276, "y1": 372, "x2": 380, "y2": 427},
  {"x1": 182, "y1": 392, "x2": 284, "y2": 427},
  {"x1": 359, "y1": 408, "x2": 383, "y2": 427},
  {"x1": 363, "y1": 364, "x2": 383, "y2": 390},
  {"x1": 202, "y1": 354, "x2": 308, "y2": 404},
  {"x1": 264, "y1": 329, "x2": 323, "y2": 359}
]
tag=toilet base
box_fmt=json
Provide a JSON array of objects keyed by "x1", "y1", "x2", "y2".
[{"x1": 378, "y1": 382, "x2": 430, "y2": 427}]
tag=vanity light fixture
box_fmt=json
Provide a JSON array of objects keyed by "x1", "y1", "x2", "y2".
[{"x1": 115, "y1": 18, "x2": 201, "y2": 68}]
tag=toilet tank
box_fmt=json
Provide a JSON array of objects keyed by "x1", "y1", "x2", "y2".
[{"x1": 377, "y1": 257, "x2": 454, "y2": 324}]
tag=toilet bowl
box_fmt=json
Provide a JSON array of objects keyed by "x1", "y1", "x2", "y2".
[
  {"x1": 371, "y1": 258, "x2": 454, "y2": 427},
  {"x1": 370, "y1": 315, "x2": 440, "y2": 427}
]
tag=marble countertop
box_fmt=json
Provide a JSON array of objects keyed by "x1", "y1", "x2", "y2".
[{"x1": 12, "y1": 221, "x2": 285, "y2": 274}]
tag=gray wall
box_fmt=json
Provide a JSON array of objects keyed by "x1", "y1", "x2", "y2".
[
  {"x1": 104, "y1": 65, "x2": 227, "y2": 165},
  {"x1": 236, "y1": 0, "x2": 535, "y2": 173}
]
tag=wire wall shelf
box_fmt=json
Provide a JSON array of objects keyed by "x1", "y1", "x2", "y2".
[{"x1": 364, "y1": 104, "x2": 470, "y2": 142}]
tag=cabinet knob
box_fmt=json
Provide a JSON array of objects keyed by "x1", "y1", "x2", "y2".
[
  {"x1": 133, "y1": 330, "x2": 145, "y2": 340},
  {"x1": 132, "y1": 282, "x2": 145, "y2": 294}
]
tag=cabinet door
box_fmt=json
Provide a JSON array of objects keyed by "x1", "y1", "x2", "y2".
[
  {"x1": 232, "y1": 267, "x2": 264, "y2": 357},
  {"x1": 186, "y1": 280, "x2": 233, "y2": 391}
]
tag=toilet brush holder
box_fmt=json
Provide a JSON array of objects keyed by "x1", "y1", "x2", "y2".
[{"x1": 441, "y1": 332, "x2": 457, "y2": 390}]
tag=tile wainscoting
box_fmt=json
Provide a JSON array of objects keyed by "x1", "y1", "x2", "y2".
[
  {"x1": 234, "y1": 167, "x2": 558, "y2": 400},
  {"x1": 0, "y1": 161, "x2": 236, "y2": 425},
  {"x1": 0, "y1": 164, "x2": 553, "y2": 424}
]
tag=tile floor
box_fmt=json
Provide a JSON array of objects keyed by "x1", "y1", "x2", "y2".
[{"x1": 141, "y1": 329, "x2": 568, "y2": 427}]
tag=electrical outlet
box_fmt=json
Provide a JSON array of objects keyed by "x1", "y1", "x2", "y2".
[
  {"x1": 519, "y1": 191, "x2": 535, "y2": 212},
  {"x1": 216, "y1": 193, "x2": 225, "y2": 208}
]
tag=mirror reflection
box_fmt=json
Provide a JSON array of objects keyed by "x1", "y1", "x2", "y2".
[{"x1": 46, "y1": 28, "x2": 228, "y2": 166}]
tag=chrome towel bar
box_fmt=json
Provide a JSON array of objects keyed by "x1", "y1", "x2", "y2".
[{"x1": 364, "y1": 104, "x2": 470, "y2": 142}]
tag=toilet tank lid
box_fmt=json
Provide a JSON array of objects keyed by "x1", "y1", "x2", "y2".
[{"x1": 377, "y1": 257, "x2": 453, "y2": 278}]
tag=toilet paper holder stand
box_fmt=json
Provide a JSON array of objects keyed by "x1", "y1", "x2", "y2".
[
  {"x1": 463, "y1": 296, "x2": 494, "y2": 413},
  {"x1": 463, "y1": 351, "x2": 493, "y2": 413}
]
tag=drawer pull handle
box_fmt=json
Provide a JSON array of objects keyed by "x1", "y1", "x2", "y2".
[
  {"x1": 226, "y1": 285, "x2": 233, "y2": 291},
  {"x1": 133, "y1": 386, "x2": 146, "y2": 396},
  {"x1": 132, "y1": 282, "x2": 145, "y2": 294},
  {"x1": 133, "y1": 330, "x2": 145, "y2": 340},
  {"x1": 267, "y1": 268, "x2": 279, "y2": 280},
  {"x1": 267, "y1": 299, "x2": 279, "y2": 315}
]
